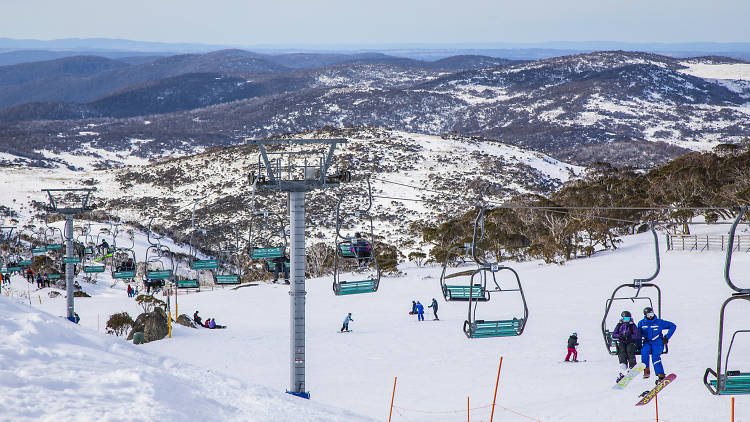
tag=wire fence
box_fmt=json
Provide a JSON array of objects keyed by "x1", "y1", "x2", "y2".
[{"x1": 666, "y1": 234, "x2": 750, "y2": 252}]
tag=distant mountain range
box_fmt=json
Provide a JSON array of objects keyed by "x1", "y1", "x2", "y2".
[{"x1": 0, "y1": 49, "x2": 748, "y2": 169}]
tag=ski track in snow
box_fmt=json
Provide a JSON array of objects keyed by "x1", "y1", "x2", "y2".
[{"x1": 2, "y1": 227, "x2": 749, "y2": 421}]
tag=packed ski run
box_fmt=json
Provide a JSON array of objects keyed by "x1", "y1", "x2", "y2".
[{"x1": 1, "y1": 216, "x2": 748, "y2": 421}]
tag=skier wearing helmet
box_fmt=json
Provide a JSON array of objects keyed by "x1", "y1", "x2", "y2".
[
  {"x1": 638, "y1": 306, "x2": 676, "y2": 381},
  {"x1": 564, "y1": 332, "x2": 579, "y2": 362},
  {"x1": 612, "y1": 310, "x2": 641, "y2": 382}
]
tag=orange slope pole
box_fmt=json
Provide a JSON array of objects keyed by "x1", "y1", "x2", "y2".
[
  {"x1": 490, "y1": 356, "x2": 503, "y2": 422},
  {"x1": 388, "y1": 377, "x2": 397, "y2": 422}
]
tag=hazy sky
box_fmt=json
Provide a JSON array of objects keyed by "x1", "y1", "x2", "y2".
[{"x1": 1, "y1": 0, "x2": 748, "y2": 46}]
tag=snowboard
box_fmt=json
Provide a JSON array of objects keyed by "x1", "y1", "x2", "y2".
[
  {"x1": 635, "y1": 373, "x2": 676, "y2": 406},
  {"x1": 339, "y1": 329, "x2": 352, "y2": 333},
  {"x1": 613, "y1": 363, "x2": 646, "y2": 390}
]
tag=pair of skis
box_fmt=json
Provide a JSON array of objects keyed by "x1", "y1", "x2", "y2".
[{"x1": 613, "y1": 363, "x2": 677, "y2": 406}]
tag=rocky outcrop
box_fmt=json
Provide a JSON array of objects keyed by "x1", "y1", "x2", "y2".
[{"x1": 127, "y1": 308, "x2": 168, "y2": 343}]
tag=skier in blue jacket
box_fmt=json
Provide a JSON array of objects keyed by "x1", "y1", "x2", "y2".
[
  {"x1": 415, "y1": 301, "x2": 425, "y2": 321},
  {"x1": 637, "y1": 306, "x2": 676, "y2": 381}
]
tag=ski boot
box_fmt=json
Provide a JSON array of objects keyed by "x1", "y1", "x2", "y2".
[
  {"x1": 616, "y1": 373, "x2": 625, "y2": 383},
  {"x1": 643, "y1": 368, "x2": 651, "y2": 379},
  {"x1": 656, "y1": 373, "x2": 666, "y2": 384}
]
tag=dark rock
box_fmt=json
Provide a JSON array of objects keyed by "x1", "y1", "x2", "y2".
[
  {"x1": 48, "y1": 291, "x2": 61, "y2": 298},
  {"x1": 73, "y1": 291, "x2": 90, "y2": 297},
  {"x1": 176, "y1": 314, "x2": 197, "y2": 328},
  {"x1": 127, "y1": 308, "x2": 168, "y2": 343}
]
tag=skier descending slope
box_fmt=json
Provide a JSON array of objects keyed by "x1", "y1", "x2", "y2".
[
  {"x1": 638, "y1": 307, "x2": 676, "y2": 381},
  {"x1": 612, "y1": 310, "x2": 640, "y2": 382},
  {"x1": 564, "y1": 332, "x2": 579, "y2": 362},
  {"x1": 341, "y1": 312, "x2": 354, "y2": 332}
]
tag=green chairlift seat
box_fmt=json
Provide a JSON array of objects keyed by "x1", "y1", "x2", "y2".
[
  {"x1": 146, "y1": 270, "x2": 172, "y2": 280},
  {"x1": 333, "y1": 279, "x2": 378, "y2": 295},
  {"x1": 176, "y1": 279, "x2": 200, "y2": 289},
  {"x1": 706, "y1": 372, "x2": 750, "y2": 395},
  {"x1": 32, "y1": 248, "x2": 47, "y2": 255},
  {"x1": 46, "y1": 244, "x2": 62, "y2": 251},
  {"x1": 251, "y1": 246, "x2": 285, "y2": 259},
  {"x1": 190, "y1": 259, "x2": 218, "y2": 270},
  {"x1": 0, "y1": 269, "x2": 10, "y2": 274},
  {"x1": 464, "y1": 318, "x2": 525, "y2": 338},
  {"x1": 443, "y1": 284, "x2": 489, "y2": 301},
  {"x1": 264, "y1": 260, "x2": 290, "y2": 273},
  {"x1": 48, "y1": 274, "x2": 61, "y2": 280},
  {"x1": 19, "y1": 260, "x2": 32, "y2": 267},
  {"x1": 84, "y1": 265, "x2": 106, "y2": 273},
  {"x1": 338, "y1": 243, "x2": 356, "y2": 258},
  {"x1": 215, "y1": 274, "x2": 240, "y2": 285},
  {"x1": 113, "y1": 270, "x2": 136, "y2": 279},
  {"x1": 6, "y1": 267, "x2": 21, "y2": 273}
]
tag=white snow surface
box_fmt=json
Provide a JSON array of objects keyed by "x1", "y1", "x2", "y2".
[
  {"x1": 2, "y1": 228, "x2": 748, "y2": 421},
  {"x1": 0, "y1": 295, "x2": 373, "y2": 422}
]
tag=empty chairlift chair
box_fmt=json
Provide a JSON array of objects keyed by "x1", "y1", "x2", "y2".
[
  {"x1": 705, "y1": 206, "x2": 750, "y2": 395},
  {"x1": 440, "y1": 243, "x2": 489, "y2": 302},
  {"x1": 463, "y1": 265, "x2": 528, "y2": 338}
]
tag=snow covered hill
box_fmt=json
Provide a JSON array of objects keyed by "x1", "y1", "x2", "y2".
[
  {"x1": 2, "y1": 226, "x2": 748, "y2": 421},
  {"x1": 1, "y1": 51, "x2": 748, "y2": 168},
  {"x1": 0, "y1": 295, "x2": 374, "y2": 422},
  {"x1": 0, "y1": 128, "x2": 581, "y2": 251}
]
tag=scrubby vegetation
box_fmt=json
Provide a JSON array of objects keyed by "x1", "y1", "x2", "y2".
[
  {"x1": 106, "y1": 312, "x2": 134, "y2": 336},
  {"x1": 419, "y1": 144, "x2": 750, "y2": 264}
]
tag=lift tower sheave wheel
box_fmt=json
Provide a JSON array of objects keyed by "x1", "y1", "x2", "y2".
[
  {"x1": 41, "y1": 188, "x2": 96, "y2": 323},
  {"x1": 247, "y1": 138, "x2": 348, "y2": 400}
]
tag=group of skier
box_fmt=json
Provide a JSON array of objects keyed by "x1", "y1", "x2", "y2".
[
  {"x1": 566, "y1": 307, "x2": 676, "y2": 384},
  {"x1": 409, "y1": 299, "x2": 438, "y2": 321}
]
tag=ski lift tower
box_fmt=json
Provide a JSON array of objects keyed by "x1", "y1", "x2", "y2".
[
  {"x1": 41, "y1": 188, "x2": 95, "y2": 323},
  {"x1": 248, "y1": 138, "x2": 350, "y2": 399}
]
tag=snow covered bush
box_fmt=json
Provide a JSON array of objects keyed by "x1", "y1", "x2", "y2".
[{"x1": 106, "y1": 312, "x2": 134, "y2": 337}]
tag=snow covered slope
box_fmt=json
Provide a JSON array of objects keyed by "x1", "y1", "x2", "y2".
[
  {"x1": 0, "y1": 128, "x2": 582, "y2": 251},
  {"x1": 5, "y1": 226, "x2": 749, "y2": 421},
  {"x1": 0, "y1": 294, "x2": 374, "y2": 422}
]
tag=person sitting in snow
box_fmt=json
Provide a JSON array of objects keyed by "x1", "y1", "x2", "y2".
[
  {"x1": 193, "y1": 311, "x2": 203, "y2": 326},
  {"x1": 565, "y1": 332, "x2": 579, "y2": 362}
]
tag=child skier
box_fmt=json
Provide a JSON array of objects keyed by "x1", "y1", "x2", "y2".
[
  {"x1": 638, "y1": 306, "x2": 676, "y2": 381},
  {"x1": 341, "y1": 312, "x2": 353, "y2": 332},
  {"x1": 612, "y1": 310, "x2": 640, "y2": 382},
  {"x1": 565, "y1": 332, "x2": 579, "y2": 362},
  {"x1": 410, "y1": 300, "x2": 417, "y2": 315}
]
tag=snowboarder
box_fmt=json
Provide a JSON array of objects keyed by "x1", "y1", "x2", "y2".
[
  {"x1": 193, "y1": 311, "x2": 202, "y2": 326},
  {"x1": 612, "y1": 310, "x2": 640, "y2": 382},
  {"x1": 428, "y1": 298, "x2": 439, "y2": 320},
  {"x1": 638, "y1": 307, "x2": 676, "y2": 381},
  {"x1": 341, "y1": 312, "x2": 353, "y2": 332},
  {"x1": 416, "y1": 301, "x2": 425, "y2": 321},
  {"x1": 565, "y1": 332, "x2": 579, "y2": 362},
  {"x1": 410, "y1": 300, "x2": 417, "y2": 315}
]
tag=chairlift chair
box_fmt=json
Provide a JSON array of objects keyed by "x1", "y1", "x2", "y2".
[
  {"x1": 332, "y1": 178, "x2": 380, "y2": 296},
  {"x1": 440, "y1": 207, "x2": 491, "y2": 301},
  {"x1": 600, "y1": 226, "x2": 668, "y2": 355},
  {"x1": 463, "y1": 264, "x2": 528, "y2": 338},
  {"x1": 705, "y1": 206, "x2": 750, "y2": 395}
]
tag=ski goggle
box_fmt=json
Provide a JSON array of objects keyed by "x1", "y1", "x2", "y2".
[
  {"x1": 622, "y1": 317, "x2": 631, "y2": 322},
  {"x1": 646, "y1": 312, "x2": 655, "y2": 318}
]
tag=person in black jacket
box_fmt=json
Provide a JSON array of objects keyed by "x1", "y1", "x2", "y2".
[
  {"x1": 565, "y1": 332, "x2": 579, "y2": 362},
  {"x1": 428, "y1": 298, "x2": 439, "y2": 320}
]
